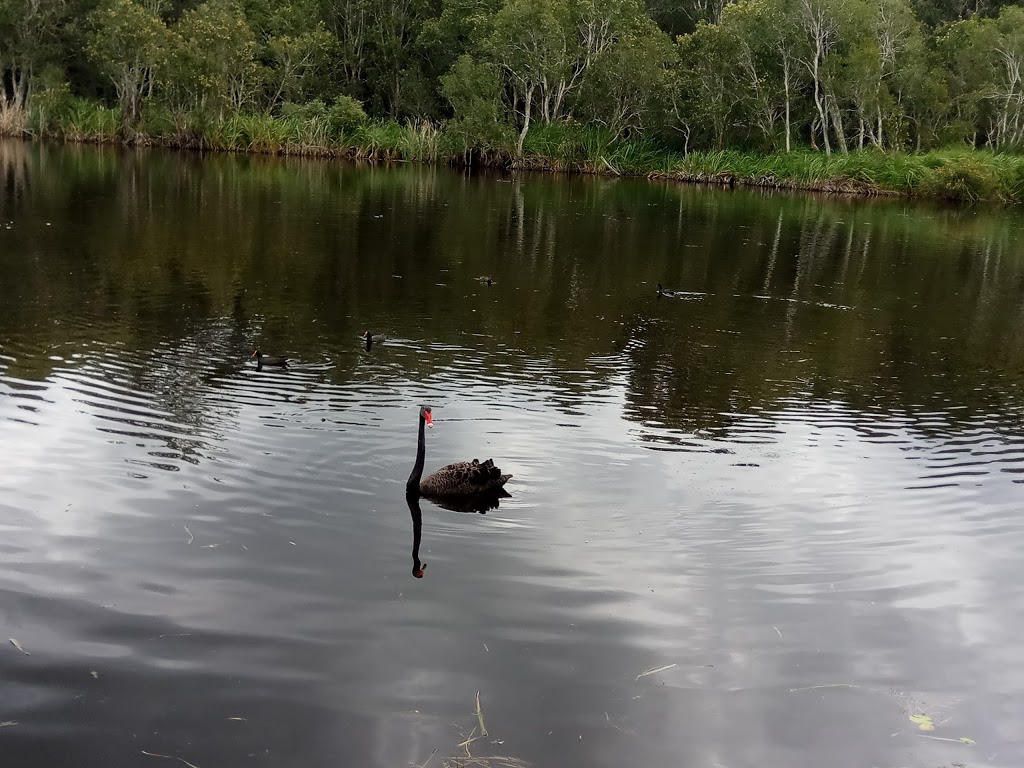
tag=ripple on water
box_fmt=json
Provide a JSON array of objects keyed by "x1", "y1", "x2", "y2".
[{"x1": 4, "y1": 151, "x2": 1024, "y2": 768}]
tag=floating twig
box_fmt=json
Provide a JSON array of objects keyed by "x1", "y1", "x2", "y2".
[
  {"x1": 141, "y1": 750, "x2": 201, "y2": 768},
  {"x1": 635, "y1": 663, "x2": 676, "y2": 681},
  {"x1": 475, "y1": 691, "x2": 488, "y2": 737},
  {"x1": 457, "y1": 727, "x2": 478, "y2": 749},
  {"x1": 788, "y1": 683, "x2": 859, "y2": 693},
  {"x1": 442, "y1": 693, "x2": 529, "y2": 768},
  {"x1": 918, "y1": 734, "x2": 974, "y2": 745},
  {"x1": 9, "y1": 638, "x2": 29, "y2": 656},
  {"x1": 184, "y1": 525, "x2": 194, "y2": 544}
]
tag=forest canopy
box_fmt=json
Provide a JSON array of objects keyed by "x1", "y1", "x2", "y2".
[{"x1": 1, "y1": 0, "x2": 1023, "y2": 156}]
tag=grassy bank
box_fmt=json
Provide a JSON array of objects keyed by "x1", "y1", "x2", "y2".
[{"x1": 13, "y1": 101, "x2": 1024, "y2": 204}]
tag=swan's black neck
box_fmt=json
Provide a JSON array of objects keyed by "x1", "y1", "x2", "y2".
[{"x1": 406, "y1": 411, "x2": 426, "y2": 496}]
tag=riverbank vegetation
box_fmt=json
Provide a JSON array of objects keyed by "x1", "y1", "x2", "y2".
[{"x1": 2, "y1": 0, "x2": 1024, "y2": 201}]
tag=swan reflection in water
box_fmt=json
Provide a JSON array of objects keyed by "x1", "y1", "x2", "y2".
[{"x1": 406, "y1": 488, "x2": 512, "y2": 578}]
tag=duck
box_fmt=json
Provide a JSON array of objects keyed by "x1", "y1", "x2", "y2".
[
  {"x1": 406, "y1": 405, "x2": 512, "y2": 497},
  {"x1": 361, "y1": 330, "x2": 386, "y2": 344},
  {"x1": 656, "y1": 283, "x2": 678, "y2": 298},
  {"x1": 251, "y1": 349, "x2": 288, "y2": 369},
  {"x1": 476, "y1": 276, "x2": 496, "y2": 286}
]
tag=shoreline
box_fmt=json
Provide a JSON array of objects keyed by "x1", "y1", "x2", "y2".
[{"x1": 10, "y1": 123, "x2": 1023, "y2": 205}]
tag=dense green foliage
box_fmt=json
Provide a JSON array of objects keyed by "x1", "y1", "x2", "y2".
[{"x1": 2, "y1": 0, "x2": 1024, "y2": 198}]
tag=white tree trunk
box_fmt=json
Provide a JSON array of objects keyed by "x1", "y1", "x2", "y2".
[
  {"x1": 782, "y1": 55, "x2": 792, "y2": 153},
  {"x1": 516, "y1": 83, "x2": 534, "y2": 157}
]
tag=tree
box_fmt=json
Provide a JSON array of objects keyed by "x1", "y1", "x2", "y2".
[
  {"x1": 320, "y1": 0, "x2": 368, "y2": 90},
  {"x1": 441, "y1": 53, "x2": 514, "y2": 150},
  {"x1": 719, "y1": 0, "x2": 804, "y2": 151},
  {"x1": 938, "y1": 12, "x2": 1001, "y2": 145},
  {"x1": 0, "y1": 0, "x2": 70, "y2": 121},
  {"x1": 991, "y1": 6, "x2": 1024, "y2": 147},
  {"x1": 86, "y1": 0, "x2": 170, "y2": 128},
  {"x1": 796, "y1": 0, "x2": 845, "y2": 154},
  {"x1": 484, "y1": 0, "x2": 570, "y2": 154},
  {"x1": 673, "y1": 20, "x2": 740, "y2": 149},
  {"x1": 263, "y1": 26, "x2": 335, "y2": 109},
  {"x1": 164, "y1": 0, "x2": 259, "y2": 117},
  {"x1": 574, "y1": 28, "x2": 672, "y2": 138},
  {"x1": 247, "y1": 0, "x2": 336, "y2": 111}
]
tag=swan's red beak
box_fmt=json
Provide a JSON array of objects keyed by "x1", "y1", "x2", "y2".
[
  {"x1": 414, "y1": 564, "x2": 426, "y2": 578},
  {"x1": 424, "y1": 411, "x2": 433, "y2": 428}
]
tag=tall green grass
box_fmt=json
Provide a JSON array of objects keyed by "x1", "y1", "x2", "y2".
[
  {"x1": 26, "y1": 101, "x2": 1024, "y2": 203},
  {"x1": 50, "y1": 98, "x2": 121, "y2": 143},
  {"x1": 660, "y1": 148, "x2": 1024, "y2": 202}
]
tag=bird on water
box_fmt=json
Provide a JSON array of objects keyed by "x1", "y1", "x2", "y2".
[
  {"x1": 406, "y1": 405, "x2": 512, "y2": 498},
  {"x1": 251, "y1": 349, "x2": 288, "y2": 370}
]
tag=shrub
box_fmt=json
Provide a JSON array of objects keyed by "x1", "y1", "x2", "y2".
[
  {"x1": 919, "y1": 157, "x2": 1002, "y2": 202},
  {"x1": 326, "y1": 96, "x2": 367, "y2": 137}
]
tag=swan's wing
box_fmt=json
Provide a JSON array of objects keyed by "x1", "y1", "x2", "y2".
[{"x1": 421, "y1": 460, "x2": 509, "y2": 495}]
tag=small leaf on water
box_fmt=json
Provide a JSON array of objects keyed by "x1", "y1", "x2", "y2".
[
  {"x1": 227, "y1": 717, "x2": 246, "y2": 721},
  {"x1": 909, "y1": 714, "x2": 935, "y2": 731},
  {"x1": 959, "y1": 737, "x2": 975, "y2": 745},
  {"x1": 90, "y1": 671, "x2": 99, "y2": 679},
  {"x1": 0, "y1": 721, "x2": 18, "y2": 728},
  {"x1": 9, "y1": 638, "x2": 29, "y2": 656}
]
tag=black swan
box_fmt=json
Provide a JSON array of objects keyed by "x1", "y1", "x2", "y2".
[{"x1": 406, "y1": 406, "x2": 511, "y2": 497}]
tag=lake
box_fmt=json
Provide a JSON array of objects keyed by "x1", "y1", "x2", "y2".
[{"x1": 2, "y1": 139, "x2": 1023, "y2": 768}]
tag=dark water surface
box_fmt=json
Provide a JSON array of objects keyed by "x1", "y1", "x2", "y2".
[{"x1": 2, "y1": 140, "x2": 1024, "y2": 768}]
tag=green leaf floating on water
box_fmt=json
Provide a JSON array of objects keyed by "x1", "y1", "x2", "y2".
[
  {"x1": 909, "y1": 714, "x2": 934, "y2": 730},
  {"x1": 959, "y1": 737, "x2": 975, "y2": 745}
]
